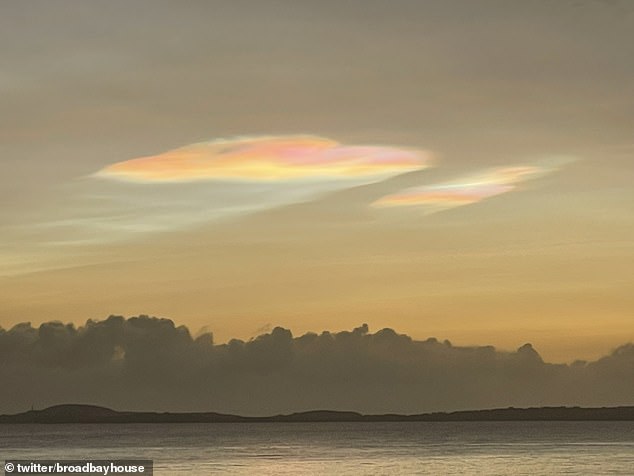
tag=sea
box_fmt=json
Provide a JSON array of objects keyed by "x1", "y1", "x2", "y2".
[{"x1": 1, "y1": 421, "x2": 633, "y2": 475}]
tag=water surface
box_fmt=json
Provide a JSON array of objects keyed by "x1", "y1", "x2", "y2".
[{"x1": 2, "y1": 421, "x2": 633, "y2": 474}]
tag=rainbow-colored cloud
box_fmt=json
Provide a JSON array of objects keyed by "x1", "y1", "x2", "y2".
[
  {"x1": 96, "y1": 135, "x2": 429, "y2": 183},
  {"x1": 373, "y1": 160, "x2": 570, "y2": 212}
]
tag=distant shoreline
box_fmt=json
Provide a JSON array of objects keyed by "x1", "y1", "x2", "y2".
[{"x1": 1, "y1": 404, "x2": 633, "y2": 424}]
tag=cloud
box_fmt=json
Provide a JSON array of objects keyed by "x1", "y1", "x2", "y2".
[
  {"x1": 372, "y1": 157, "x2": 574, "y2": 213},
  {"x1": 12, "y1": 135, "x2": 429, "y2": 248},
  {"x1": 0, "y1": 316, "x2": 631, "y2": 415},
  {"x1": 95, "y1": 136, "x2": 429, "y2": 183}
]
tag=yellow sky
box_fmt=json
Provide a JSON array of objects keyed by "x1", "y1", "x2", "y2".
[{"x1": 1, "y1": 1, "x2": 633, "y2": 363}]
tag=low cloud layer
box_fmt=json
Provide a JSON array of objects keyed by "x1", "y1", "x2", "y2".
[{"x1": 1, "y1": 316, "x2": 632, "y2": 415}]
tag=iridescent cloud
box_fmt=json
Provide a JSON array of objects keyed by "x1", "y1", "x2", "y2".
[
  {"x1": 24, "y1": 135, "x2": 431, "y2": 248},
  {"x1": 96, "y1": 135, "x2": 429, "y2": 183},
  {"x1": 373, "y1": 158, "x2": 573, "y2": 212}
]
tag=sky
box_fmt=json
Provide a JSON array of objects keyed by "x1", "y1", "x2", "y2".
[{"x1": 1, "y1": 0, "x2": 633, "y2": 375}]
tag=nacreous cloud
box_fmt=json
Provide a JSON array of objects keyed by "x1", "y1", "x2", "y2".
[
  {"x1": 23, "y1": 135, "x2": 430, "y2": 247},
  {"x1": 95, "y1": 135, "x2": 429, "y2": 183},
  {"x1": 372, "y1": 157, "x2": 574, "y2": 213}
]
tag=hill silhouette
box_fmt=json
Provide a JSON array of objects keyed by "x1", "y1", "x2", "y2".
[{"x1": 1, "y1": 404, "x2": 633, "y2": 424}]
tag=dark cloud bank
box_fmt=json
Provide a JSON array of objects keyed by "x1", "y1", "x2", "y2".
[{"x1": 1, "y1": 316, "x2": 632, "y2": 415}]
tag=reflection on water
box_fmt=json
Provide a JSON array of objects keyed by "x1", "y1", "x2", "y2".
[{"x1": 2, "y1": 421, "x2": 633, "y2": 475}]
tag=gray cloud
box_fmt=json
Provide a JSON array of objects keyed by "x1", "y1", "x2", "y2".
[{"x1": 1, "y1": 316, "x2": 632, "y2": 415}]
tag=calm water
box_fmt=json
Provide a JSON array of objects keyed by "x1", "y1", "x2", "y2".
[{"x1": 1, "y1": 421, "x2": 633, "y2": 475}]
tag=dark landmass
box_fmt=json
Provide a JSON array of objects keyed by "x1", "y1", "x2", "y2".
[{"x1": 1, "y1": 404, "x2": 633, "y2": 424}]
